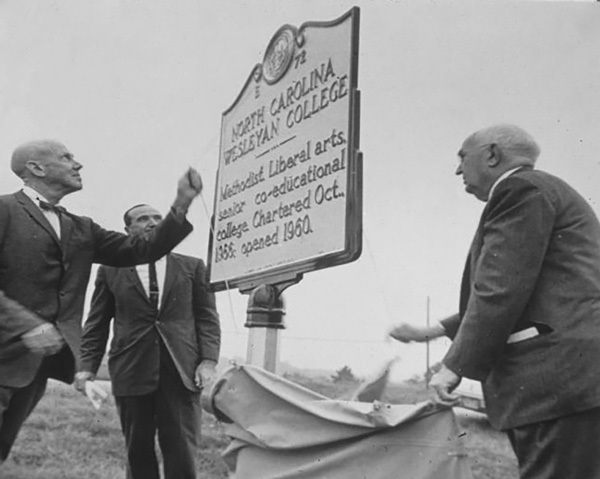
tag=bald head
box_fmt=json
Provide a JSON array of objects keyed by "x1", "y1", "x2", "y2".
[
  {"x1": 456, "y1": 124, "x2": 541, "y2": 202},
  {"x1": 466, "y1": 124, "x2": 540, "y2": 167},
  {"x1": 11, "y1": 140, "x2": 67, "y2": 179},
  {"x1": 10, "y1": 139, "x2": 82, "y2": 202}
]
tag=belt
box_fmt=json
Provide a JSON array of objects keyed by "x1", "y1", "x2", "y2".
[{"x1": 507, "y1": 327, "x2": 539, "y2": 344}]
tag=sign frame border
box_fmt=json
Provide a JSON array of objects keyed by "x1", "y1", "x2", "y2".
[{"x1": 207, "y1": 7, "x2": 362, "y2": 292}]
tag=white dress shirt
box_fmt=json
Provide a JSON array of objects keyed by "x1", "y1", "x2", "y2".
[
  {"x1": 135, "y1": 256, "x2": 167, "y2": 306},
  {"x1": 22, "y1": 186, "x2": 61, "y2": 238}
]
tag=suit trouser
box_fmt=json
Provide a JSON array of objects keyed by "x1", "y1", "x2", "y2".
[
  {"x1": 507, "y1": 406, "x2": 600, "y2": 479},
  {"x1": 0, "y1": 361, "x2": 48, "y2": 461},
  {"x1": 115, "y1": 343, "x2": 201, "y2": 479}
]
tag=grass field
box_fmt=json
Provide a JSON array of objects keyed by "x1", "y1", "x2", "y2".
[{"x1": 1, "y1": 376, "x2": 518, "y2": 479}]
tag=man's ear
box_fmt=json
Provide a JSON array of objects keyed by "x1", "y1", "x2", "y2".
[
  {"x1": 487, "y1": 143, "x2": 502, "y2": 167},
  {"x1": 26, "y1": 161, "x2": 45, "y2": 178}
]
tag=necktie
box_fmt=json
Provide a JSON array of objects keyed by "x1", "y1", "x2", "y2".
[
  {"x1": 39, "y1": 200, "x2": 67, "y2": 214},
  {"x1": 148, "y1": 262, "x2": 159, "y2": 310}
]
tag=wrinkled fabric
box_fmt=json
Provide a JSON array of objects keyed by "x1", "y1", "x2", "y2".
[{"x1": 206, "y1": 365, "x2": 473, "y2": 479}]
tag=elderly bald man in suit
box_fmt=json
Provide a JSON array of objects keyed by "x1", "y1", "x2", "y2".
[
  {"x1": 0, "y1": 139, "x2": 203, "y2": 464},
  {"x1": 390, "y1": 125, "x2": 600, "y2": 478}
]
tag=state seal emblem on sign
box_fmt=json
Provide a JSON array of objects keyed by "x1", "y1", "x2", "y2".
[{"x1": 262, "y1": 26, "x2": 296, "y2": 85}]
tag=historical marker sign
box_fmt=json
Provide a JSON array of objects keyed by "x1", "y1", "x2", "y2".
[{"x1": 209, "y1": 7, "x2": 361, "y2": 291}]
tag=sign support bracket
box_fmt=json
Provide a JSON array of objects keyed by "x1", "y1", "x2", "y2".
[{"x1": 242, "y1": 275, "x2": 302, "y2": 373}]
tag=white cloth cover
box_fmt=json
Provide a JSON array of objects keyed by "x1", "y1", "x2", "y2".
[{"x1": 205, "y1": 364, "x2": 474, "y2": 479}]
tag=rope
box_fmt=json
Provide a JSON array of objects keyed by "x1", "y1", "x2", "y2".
[
  {"x1": 198, "y1": 192, "x2": 240, "y2": 333},
  {"x1": 362, "y1": 228, "x2": 396, "y2": 329},
  {"x1": 191, "y1": 130, "x2": 240, "y2": 333}
]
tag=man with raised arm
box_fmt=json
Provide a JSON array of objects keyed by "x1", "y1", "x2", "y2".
[{"x1": 0, "y1": 139, "x2": 203, "y2": 464}]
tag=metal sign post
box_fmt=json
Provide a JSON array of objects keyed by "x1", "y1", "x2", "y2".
[
  {"x1": 244, "y1": 283, "x2": 288, "y2": 373},
  {"x1": 208, "y1": 8, "x2": 362, "y2": 372}
]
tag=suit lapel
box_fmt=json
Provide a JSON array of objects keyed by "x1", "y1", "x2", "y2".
[
  {"x1": 15, "y1": 191, "x2": 61, "y2": 247},
  {"x1": 125, "y1": 266, "x2": 151, "y2": 302},
  {"x1": 124, "y1": 259, "x2": 172, "y2": 309},
  {"x1": 459, "y1": 208, "x2": 487, "y2": 316},
  {"x1": 470, "y1": 203, "x2": 490, "y2": 272},
  {"x1": 59, "y1": 212, "x2": 74, "y2": 259}
]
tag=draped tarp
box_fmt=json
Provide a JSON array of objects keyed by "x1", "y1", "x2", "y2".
[{"x1": 205, "y1": 364, "x2": 473, "y2": 479}]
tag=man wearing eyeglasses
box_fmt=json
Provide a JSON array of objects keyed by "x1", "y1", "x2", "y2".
[{"x1": 390, "y1": 124, "x2": 600, "y2": 478}]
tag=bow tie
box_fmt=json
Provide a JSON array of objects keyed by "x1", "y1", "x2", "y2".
[{"x1": 39, "y1": 200, "x2": 67, "y2": 214}]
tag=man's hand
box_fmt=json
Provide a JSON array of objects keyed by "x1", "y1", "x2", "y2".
[
  {"x1": 194, "y1": 360, "x2": 217, "y2": 390},
  {"x1": 430, "y1": 364, "x2": 461, "y2": 407},
  {"x1": 171, "y1": 168, "x2": 203, "y2": 216},
  {"x1": 21, "y1": 323, "x2": 64, "y2": 355},
  {"x1": 74, "y1": 371, "x2": 95, "y2": 394},
  {"x1": 389, "y1": 322, "x2": 445, "y2": 343}
]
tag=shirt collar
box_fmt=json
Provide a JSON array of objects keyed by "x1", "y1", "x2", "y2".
[
  {"x1": 487, "y1": 167, "x2": 524, "y2": 201},
  {"x1": 22, "y1": 186, "x2": 54, "y2": 207},
  {"x1": 154, "y1": 256, "x2": 167, "y2": 265},
  {"x1": 136, "y1": 255, "x2": 167, "y2": 267}
]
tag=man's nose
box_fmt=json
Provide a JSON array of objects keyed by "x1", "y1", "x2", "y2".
[
  {"x1": 148, "y1": 218, "x2": 160, "y2": 227},
  {"x1": 73, "y1": 161, "x2": 83, "y2": 171},
  {"x1": 455, "y1": 164, "x2": 462, "y2": 175}
]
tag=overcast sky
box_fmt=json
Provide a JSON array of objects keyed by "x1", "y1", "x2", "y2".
[{"x1": 1, "y1": 0, "x2": 599, "y2": 380}]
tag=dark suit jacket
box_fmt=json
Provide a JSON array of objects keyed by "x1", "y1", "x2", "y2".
[
  {"x1": 79, "y1": 253, "x2": 221, "y2": 396},
  {"x1": 442, "y1": 168, "x2": 600, "y2": 430},
  {"x1": 0, "y1": 190, "x2": 193, "y2": 388}
]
